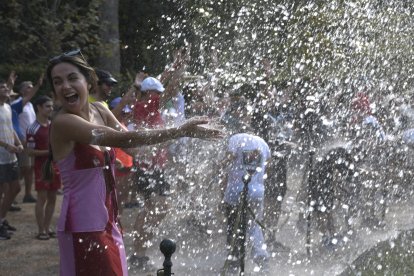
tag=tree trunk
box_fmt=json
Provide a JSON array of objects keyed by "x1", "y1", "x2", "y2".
[{"x1": 98, "y1": 0, "x2": 121, "y2": 76}]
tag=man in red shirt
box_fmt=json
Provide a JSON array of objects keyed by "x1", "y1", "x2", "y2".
[
  {"x1": 26, "y1": 96, "x2": 61, "y2": 240},
  {"x1": 130, "y1": 77, "x2": 171, "y2": 271}
]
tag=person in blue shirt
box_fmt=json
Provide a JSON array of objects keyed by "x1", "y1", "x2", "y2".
[{"x1": 10, "y1": 74, "x2": 43, "y2": 204}]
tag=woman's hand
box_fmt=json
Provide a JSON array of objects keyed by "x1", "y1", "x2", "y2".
[{"x1": 178, "y1": 116, "x2": 225, "y2": 140}]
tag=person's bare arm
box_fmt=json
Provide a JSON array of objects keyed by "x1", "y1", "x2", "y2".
[
  {"x1": 52, "y1": 107, "x2": 224, "y2": 150},
  {"x1": 22, "y1": 73, "x2": 44, "y2": 106},
  {"x1": 160, "y1": 63, "x2": 186, "y2": 108},
  {"x1": 26, "y1": 148, "x2": 48, "y2": 157},
  {"x1": 7, "y1": 71, "x2": 17, "y2": 91},
  {"x1": 13, "y1": 130, "x2": 23, "y2": 151},
  {"x1": 159, "y1": 47, "x2": 189, "y2": 108},
  {"x1": 160, "y1": 47, "x2": 187, "y2": 84},
  {"x1": 111, "y1": 72, "x2": 144, "y2": 120},
  {"x1": 0, "y1": 131, "x2": 23, "y2": 153}
]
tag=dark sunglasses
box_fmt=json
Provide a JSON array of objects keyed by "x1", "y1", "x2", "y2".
[{"x1": 49, "y1": 49, "x2": 86, "y2": 63}]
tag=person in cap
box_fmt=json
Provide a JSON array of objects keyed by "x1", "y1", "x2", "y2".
[
  {"x1": 130, "y1": 62, "x2": 189, "y2": 271},
  {"x1": 89, "y1": 69, "x2": 118, "y2": 108},
  {"x1": 130, "y1": 76, "x2": 171, "y2": 271},
  {"x1": 133, "y1": 77, "x2": 165, "y2": 127}
]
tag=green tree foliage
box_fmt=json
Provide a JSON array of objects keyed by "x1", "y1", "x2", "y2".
[
  {"x1": 0, "y1": 0, "x2": 102, "y2": 89},
  {"x1": 1, "y1": 0, "x2": 412, "y2": 103},
  {"x1": 118, "y1": 0, "x2": 180, "y2": 77},
  {"x1": 162, "y1": 0, "x2": 413, "y2": 104}
]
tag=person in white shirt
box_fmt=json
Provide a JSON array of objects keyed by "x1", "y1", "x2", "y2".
[
  {"x1": 11, "y1": 77, "x2": 43, "y2": 203},
  {"x1": 0, "y1": 80, "x2": 24, "y2": 239},
  {"x1": 221, "y1": 131, "x2": 271, "y2": 273}
]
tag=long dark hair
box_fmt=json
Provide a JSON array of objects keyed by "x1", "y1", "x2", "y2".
[{"x1": 43, "y1": 52, "x2": 98, "y2": 181}]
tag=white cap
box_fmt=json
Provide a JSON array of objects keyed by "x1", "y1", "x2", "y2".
[{"x1": 141, "y1": 77, "x2": 165, "y2": 93}]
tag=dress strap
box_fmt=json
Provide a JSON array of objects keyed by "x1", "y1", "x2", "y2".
[{"x1": 91, "y1": 102, "x2": 106, "y2": 124}]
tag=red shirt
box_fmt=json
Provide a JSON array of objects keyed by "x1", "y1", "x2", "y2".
[
  {"x1": 133, "y1": 94, "x2": 164, "y2": 128},
  {"x1": 133, "y1": 95, "x2": 168, "y2": 169},
  {"x1": 26, "y1": 120, "x2": 61, "y2": 190}
]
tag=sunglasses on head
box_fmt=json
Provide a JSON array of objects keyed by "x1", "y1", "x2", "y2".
[{"x1": 49, "y1": 49, "x2": 86, "y2": 63}]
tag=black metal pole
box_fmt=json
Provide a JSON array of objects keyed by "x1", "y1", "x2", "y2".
[
  {"x1": 303, "y1": 112, "x2": 316, "y2": 258},
  {"x1": 305, "y1": 151, "x2": 315, "y2": 258},
  {"x1": 157, "y1": 239, "x2": 176, "y2": 276},
  {"x1": 239, "y1": 170, "x2": 255, "y2": 275}
]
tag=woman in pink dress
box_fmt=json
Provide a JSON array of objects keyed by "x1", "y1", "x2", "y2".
[{"x1": 45, "y1": 49, "x2": 223, "y2": 275}]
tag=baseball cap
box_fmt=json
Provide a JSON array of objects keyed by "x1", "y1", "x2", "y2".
[
  {"x1": 140, "y1": 77, "x2": 165, "y2": 93},
  {"x1": 110, "y1": 97, "x2": 132, "y2": 113},
  {"x1": 96, "y1": 69, "x2": 118, "y2": 85}
]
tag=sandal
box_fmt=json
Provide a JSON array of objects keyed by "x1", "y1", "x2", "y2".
[{"x1": 36, "y1": 233, "x2": 50, "y2": 240}]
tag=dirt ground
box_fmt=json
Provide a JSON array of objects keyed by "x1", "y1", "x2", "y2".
[
  {"x1": 2, "y1": 164, "x2": 414, "y2": 276},
  {"x1": 0, "y1": 189, "x2": 202, "y2": 276},
  {"x1": 0, "y1": 191, "x2": 61, "y2": 276},
  {"x1": 0, "y1": 191, "x2": 164, "y2": 276}
]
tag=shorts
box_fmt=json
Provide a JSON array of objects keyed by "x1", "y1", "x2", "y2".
[
  {"x1": 35, "y1": 173, "x2": 61, "y2": 191},
  {"x1": 33, "y1": 162, "x2": 61, "y2": 191},
  {"x1": 17, "y1": 151, "x2": 33, "y2": 167},
  {"x1": 0, "y1": 162, "x2": 19, "y2": 183},
  {"x1": 134, "y1": 168, "x2": 170, "y2": 200}
]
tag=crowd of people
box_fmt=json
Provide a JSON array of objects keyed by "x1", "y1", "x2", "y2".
[
  {"x1": 0, "y1": 47, "x2": 224, "y2": 275},
  {"x1": 1, "y1": 46, "x2": 414, "y2": 275}
]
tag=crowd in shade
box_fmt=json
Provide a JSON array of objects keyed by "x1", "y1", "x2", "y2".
[{"x1": 1, "y1": 44, "x2": 414, "y2": 275}]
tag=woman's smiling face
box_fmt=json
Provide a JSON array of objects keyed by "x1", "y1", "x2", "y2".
[{"x1": 51, "y1": 62, "x2": 90, "y2": 114}]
